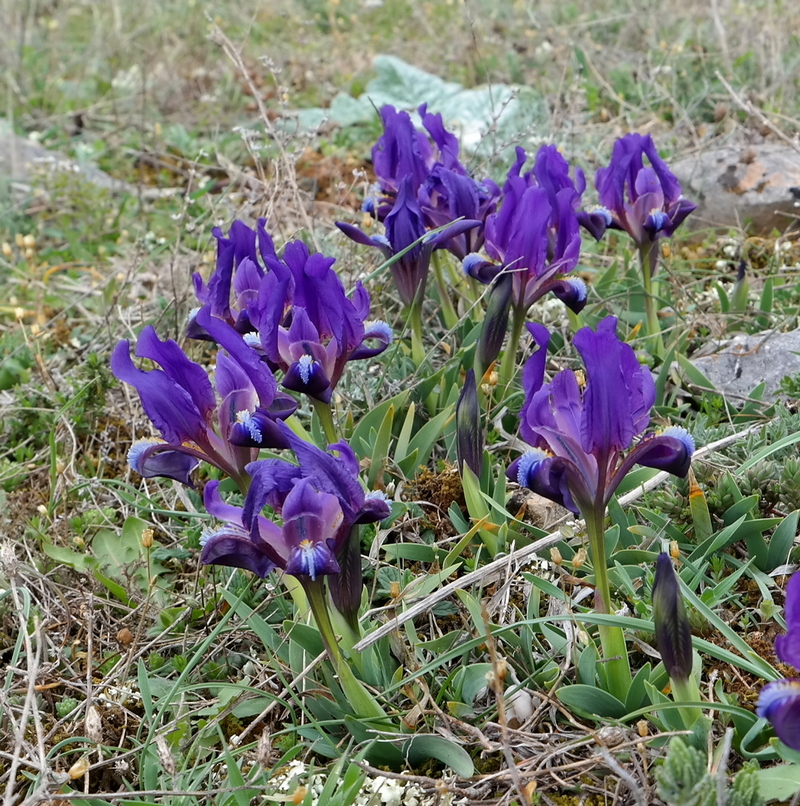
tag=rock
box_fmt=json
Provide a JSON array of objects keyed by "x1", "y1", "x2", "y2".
[
  {"x1": 689, "y1": 328, "x2": 800, "y2": 400},
  {"x1": 671, "y1": 143, "x2": 800, "y2": 234},
  {"x1": 0, "y1": 123, "x2": 135, "y2": 194}
]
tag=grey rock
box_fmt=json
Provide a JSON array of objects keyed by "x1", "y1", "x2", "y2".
[
  {"x1": 689, "y1": 328, "x2": 800, "y2": 400},
  {"x1": 0, "y1": 123, "x2": 135, "y2": 194},
  {"x1": 671, "y1": 143, "x2": 800, "y2": 234}
]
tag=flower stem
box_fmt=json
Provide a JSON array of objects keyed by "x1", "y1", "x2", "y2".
[
  {"x1": 671, "y1": 675, "x2": 703, "y2": 727},
  {"x1": 408, "y1": 296, "x2": 426, "y2": 367},
  {"x1": 499, "y1": 300, "x2": 526, "y2": 390},
  {"x1": 311, "y1": 399, "x2": 339, "y2": 445},
  {"x1": 432, "y1": 251, "x2": 459, "y2": 331},
  {"x1": 639, "y1": 239, "x2": 664, "y2": 355},
  {"x1": 304, "y1": 578, "x2": 387, "y2": 720},
  {"x1": 584, "y1": 504, "x2": 632, "y2": 702}
]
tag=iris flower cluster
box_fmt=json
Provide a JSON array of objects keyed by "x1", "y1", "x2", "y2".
[
  {"x1": 337, "y1": 104, "x2": 495, "y2": 320},
  {"x1": 113, "y1": 218, "x2": 395, "y2": 636},
  {"x1": 190, "y1": 218, "x2": 393, "y2": 408},
  {"x1": 113, "y1": 109, "x2": 702, "y2": 715}
]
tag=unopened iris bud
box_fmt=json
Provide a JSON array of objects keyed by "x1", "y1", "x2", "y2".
[
  {"x1": 653, "y1": 553, "x2": 692, "y2": 682},
  {"x1": 456, "y1": 369, "x2": 483, "y2": 477},
  {"x1": 475, "y1": 272, "x2": 513, "y2": 377}
]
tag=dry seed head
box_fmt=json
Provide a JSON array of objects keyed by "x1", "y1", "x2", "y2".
[
  {"x1": 637, "y1": 719, "x2": 649, "y2": 738},
  {"x1": 15, "y1": 233, "x2": 24, "y2": 247},
  {"x1": 85, "y1": 705, "x2": 103, "y2": 743},
  {"x1": 0, "y1": 542, "x2": 19, "y2": 577},
  {"x1": 68, "y1": 756, "x2": 91, "y2": 780},
  {"x1": 141, "y1": 529, "x2": 154, "y2": 549},
  {"x1": 256, "y1": 729, "x2": 272, "y2": 768},
  {"x1": 389, "y1": 580, "x2": 401, "y2": 600},
  {"x1": 550, "y1": 546, "x2": 563, "y2": 566},
  {"x1": 155, "y1": 735, "x2": 176, "y2": 778},
  {"x1": 572, "y1": 547, "x2": 587, "y2": 569},
  {"x1": 291, "y1": 785, "x2": 307, "y2": 805},
  {"x1": 1, "y1": 242, "x2": 12, "y2": 257},
  {"x1": 117, "y1": 627, "x2": 134, "y2": 646},
  {"x1": 669, "y1": 540, "x2": 680, "y2": 561}
]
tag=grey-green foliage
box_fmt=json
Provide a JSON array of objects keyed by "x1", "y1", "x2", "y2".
[
  {"x1": 727, "y1": 762, "x2": 764, "y2": 806},
  {"x1": 656, "y1": 738, "x2": 765, "y2": 806},
  {"x1": 656, "y1": 737, "x2": 716, "y2": 806}
]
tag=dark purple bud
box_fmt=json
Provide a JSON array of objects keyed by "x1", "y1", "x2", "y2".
[
  {"x1": 456, "y1": 369, "x2": 483, "y2": 478},
  {"x1": 328, "y1": 525, "x2": 363, "y2": 632},
  {"x1": 475, "y1": 271, "x2": 513, "y2": 376},
  {"x1": 653, "y1": 553, "x2": 693, "y2": 682}
]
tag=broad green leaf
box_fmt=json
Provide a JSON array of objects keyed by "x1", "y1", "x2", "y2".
[
  {"x1": 41, "y1": 541, "x2": 94, "y2": 573},
  {"x1": 350, "y1": 390, "x2": 409, "y2": 461},
  {"x1": 677, "y1": 352, "x2": 718, "y2": 391},
  {"x1": 768, "y1": 511, "x2": 799, "y2": 572},
  {"x1": 404, "y1": 735, "x2": 474, "y2": 777},
  {"x1": 557, "y1": 684, "x2": 627, "y2": 719},
  {"x1": 398, "y1": 406, "x2": 452, "y2": 470},
  {"x1": 394, "y1": 402, "x2": 416, "y2": 462},
  {"x1": 752, "y1": 763, "x2": 800, "y2": 800},
  {"x1": 382, "y1": 543, "x2": 436, "y2": 562},
  {"x1": 452, "y1": 663, "x2": 493, "y2": 705}
]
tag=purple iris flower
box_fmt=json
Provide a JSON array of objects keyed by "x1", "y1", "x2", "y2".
[
  {"x1": 189, "y1": 218, "x2": 277, "y2": 338},
  {"x1": 111, "y1": 316, "x2": 296, "y2": 490},
  {"x1": 757, "y1": 573, "x2": 800, "y2": 750},
  {"x1": 337, "y1": 177, "x2": 480, "y2": 308},
  {"x1": 463, "y1": 145, "x2": 587, "y2": 315},
  {"x1": 594, "y1": 133, "x2": 696, "y2": 246},
  {"x1": 365, "y1": 103, "x2": 473, "y2": 219},
  {"x1": 508, "y1": 316, "x2": 695, "y2": 515},
  {"x1": 189, "y1": 217, "x2": 392, "y2": 404},
  {"x1": 246, "y1": 239, "x2": 393, "y2": 403},
  {"x1": 200, "y1": 477, "x2": 344, "y2": 581},
  {"x1": 201, "y1": 424, "x2": 390, "y2": 623},
  {"x1": 418, "y1": 165, "x2": 500, "y2": 261}
]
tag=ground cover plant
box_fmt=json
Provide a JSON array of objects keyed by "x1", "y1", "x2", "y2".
[{"x1": 3, "y1": 2, "x2": 800, "y2": 805}]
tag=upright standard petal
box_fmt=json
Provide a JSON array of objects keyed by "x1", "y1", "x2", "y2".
[{"x1": 573, "y1": 316, "x2": 639, "y2": 460}]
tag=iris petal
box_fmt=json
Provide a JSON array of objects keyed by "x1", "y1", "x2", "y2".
[{"x1": 757, "y1": 680, "x2": 800, "y2": 751}]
